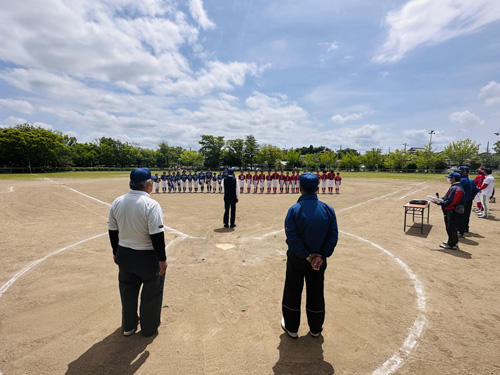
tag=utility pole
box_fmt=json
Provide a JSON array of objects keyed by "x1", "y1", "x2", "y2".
[
  {"x1": 428, "y1": 130, "x2": 435, "y2": 145},
  {"x1": 403, "y1": 143, "x2": 408, "y2": 153}
]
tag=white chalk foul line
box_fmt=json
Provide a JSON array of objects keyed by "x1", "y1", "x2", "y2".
[
  {"x1": 253, "y1": 186, "x2": 427, "y2": 374},
  {"x1": 340, "y1": 231, "x2": 426, "y2": 375},
  {"x1": 0, "y1": 233, "x2": 107, "y2": 299},
  {"x1": 398, "y1": 186, "x2": 429, "y2": 200},
  {"x1": 254, "y1": 188, "x2": 404, "y2": 239},
  {"x1": 45, "y1": 178, "x2": 196, "y2": 239}
]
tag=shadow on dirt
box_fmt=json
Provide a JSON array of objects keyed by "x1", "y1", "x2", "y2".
[
  {"x1": 273, "y1": 333, "x2": 334, "y2": 375},
  {"x1": 431, "y1": 248, "x2": 472, "y2": 259},
  {"x1": 404, "y1": 224, "x2": 433, "y2": 238},
  {"x1": 66, "y1": 328, "x2": 157, "y2": 375}
]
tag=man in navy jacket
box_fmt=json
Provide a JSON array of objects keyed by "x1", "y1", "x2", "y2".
[
  {"x1": 281, "y1": 172, "x2": 338, "y2": 338},
  {"x1": 455, "y1": 166, "x2": 478, "y2": 236}
]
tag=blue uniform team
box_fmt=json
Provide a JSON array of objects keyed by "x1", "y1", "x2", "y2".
[{"x1": 152, "y1": 168, "x2": 224, "y2": 193}]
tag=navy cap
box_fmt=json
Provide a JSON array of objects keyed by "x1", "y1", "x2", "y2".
[
  {"x1": 228, "y1": 168, "x2": 234, "y2": 175},
  {"x1": 455, "y1": 166, "x2": 469, "y2": 173},
  {"x1": 445, "y1": 172, "x2": 461, "y2": 180},
  {"x1": 299, "y1": 172, "x2": 319, "y2": 189},
  {"x1": 130, "y1": 167, "x2": 151, "y2": 182}
]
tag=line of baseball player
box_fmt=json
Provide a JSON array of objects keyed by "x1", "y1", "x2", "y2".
[{"x1": 152, "y1": 169, "x2": 342, "y2": 194}]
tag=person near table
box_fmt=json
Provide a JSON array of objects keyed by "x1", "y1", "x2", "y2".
[{"x1": 433, "y1": 172, "x2": 465, "y2": 250}]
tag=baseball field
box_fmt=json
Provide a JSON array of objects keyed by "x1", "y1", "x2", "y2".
[{"x1": 0, "y1": 174, "x2": 499, "y2": 375}]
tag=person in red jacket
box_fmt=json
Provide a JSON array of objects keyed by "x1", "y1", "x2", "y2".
[
  {"x1": 286, "y1": 171, "x2": 293, "y2": 193},
  {"x1": 238, "y1": 171, "x2": 245, "y2": 193},
  {"x1": 246, "y1": 171, "x2": 253, "y2": 193},
  {"x1": 473, "y1": 168, "x2": 485, "y2": 213},
  {"x1": 279, "y1": 171, "x2": 286, "y2": 193},
  {"x1": 334, "y1": 172, "x2": 342, "y2": 194},
  {"x1": 253, "y1": 171, "x2": 259, "y2": 193},
  {"x1": 272, "y1": 169, "x2": 280, "y2": 193},
  {"x1": 327, "y1": 170, "x2": 334, "y2": 194},
  {"x1": 259, "y1": 171, "x2": 266, "y2": 193},
  {"x1": 320, "y1": 170, "x2": 327, "y2": 194},
  {"x1": 432, "y1": 172, "x2": 465, "y2": 250},
  {"x1": 266, "y1": 171, "x2": 273, "y2": 193}
]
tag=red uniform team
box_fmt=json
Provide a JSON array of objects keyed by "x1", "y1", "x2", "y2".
[{"x1": 236, "y1": 170, "x2": 341, "y2": 194}]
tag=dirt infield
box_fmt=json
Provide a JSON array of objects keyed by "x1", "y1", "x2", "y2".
[{"x1": 0, "y1": 176, "x2": 499, "y2": 375}]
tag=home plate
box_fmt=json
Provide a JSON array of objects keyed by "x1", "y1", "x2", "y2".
[{"x1": 216, "y1": 243, "x2": 235, "y2": 250}]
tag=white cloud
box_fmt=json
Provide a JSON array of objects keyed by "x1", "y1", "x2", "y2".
[
  {"x1": 374, "y1": 0, "x2": 500, "y2": 63},
  {"x1": 189, "y1": 0, "x2": 216, "y2": 30},
  {"x1": 153, "y1": 61, "x2": 262, "y2": 97},
  {"x1": 478, "y1": 81, "x2": 500, "y2": 105},
  {"x1": 0, "y1": 0, "x2": 252, "y2": 98},
  {"x1": 32, "y1": 121, "x2": 53, "y2": 130},
  {"x1": 449, "y1": 110, "x2": 484, "y2": 126},
  {"x1": 335, "y1": 124, "x2": 383, "y2": 149},
  {"x1": 318, "y1": 41, "x2": 339, "y2": 52},
  {"x1": 0, "y1": 99, "x2": 33, "y2": 114},
  {"x1": 327, "y1": 42, "x2": 339, "y2": 52},
  {"x1": 2, "y1": 116, "x2": 28, "y2": 126},
  {"x1": 331, "y1": 112, "x2": 364, "y2": 124}
]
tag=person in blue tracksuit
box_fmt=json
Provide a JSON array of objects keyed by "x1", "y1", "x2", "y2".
[
  {"x1": 455, "y1": 166, "x2": 478, "y2": 236},
  {"x1": 281, "y1": 172, "x2": 338, "y2": 338}
]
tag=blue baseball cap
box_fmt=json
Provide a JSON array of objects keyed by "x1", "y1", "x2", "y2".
[
  {"x1": 445, "y1": 172, "x2": 461, "y2": 181},
  {"x1": 455, "y1": 166, "x2": 469, "y2": 173},
  {"x1": 130, "y1": 167, "x2": 151, "y2": 182},
  {"x1": 228, "y1": 168, "x2": 234, "y2": 175},
  {"x1": 299, "y1": 172, "x2": 319, "y2": 189}
]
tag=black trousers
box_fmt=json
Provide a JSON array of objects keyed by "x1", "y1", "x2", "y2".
[
  {"x1": 223, "y1": 200, "x2": 236, "y2": 226},
  {"x1": 443, "y1": 210, "x2": 460, "y2": 246},
  {"x1": 458, "y1": 199, "x2": 473, "y2": 234},
  {"x1": 282, "y1": 250, "x2": 327, "y2": 334},
  {"x1": 117, "y1": 246, "x2": 165, "y2": 336}
]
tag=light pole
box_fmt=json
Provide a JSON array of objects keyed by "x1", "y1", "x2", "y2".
[{"x1": 428, "y1": 130, "x2": 435, "y2": 145}]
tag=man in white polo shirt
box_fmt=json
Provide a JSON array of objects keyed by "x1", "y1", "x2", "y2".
[{"x1": 108, "y1": 167, "x2": 168, "y2": 337}]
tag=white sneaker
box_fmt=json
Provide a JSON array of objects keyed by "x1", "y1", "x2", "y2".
[
  {"x1": 123, "y1": 318, "x2": 139, "y2": 336},
  {"x1": 309, "y1": 331, "x2": 322, "y2": 337},
  {"x1": 281, "y1": 317, "x2": 298, "y2": 338},
  {"x1": 123, "y1": 327, "x2": 137, "y2": 336}
]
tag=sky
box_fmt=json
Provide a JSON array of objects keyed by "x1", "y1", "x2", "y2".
[{"x1": 0, "y1": 0, "x2": 499, "y2": 153}]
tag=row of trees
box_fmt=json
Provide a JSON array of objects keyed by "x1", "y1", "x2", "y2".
[{"x1": 1, "y1": 124, "x2": 499, "y2": 172}]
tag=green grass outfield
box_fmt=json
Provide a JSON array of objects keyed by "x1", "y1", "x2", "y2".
[{"x1": 0, "y1": 170, "x2": 470, "y2": 181}]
